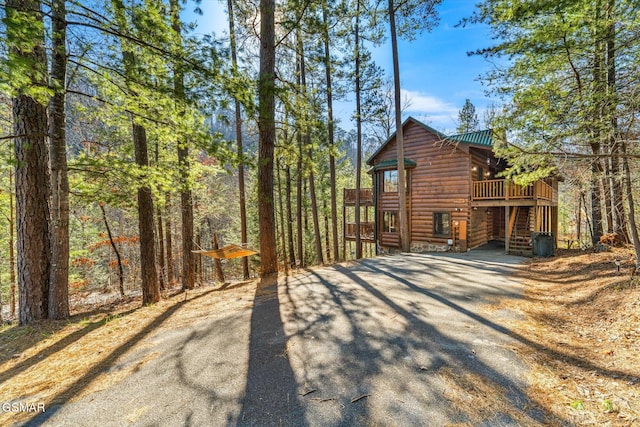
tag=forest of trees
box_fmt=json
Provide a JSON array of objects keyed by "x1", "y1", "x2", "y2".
[
  {"x1": 1, "y1": 0, "x2": 639, "y2": 325},
  {"x1": 0, "y1": 0, "x2": 433, "y2": 324}
]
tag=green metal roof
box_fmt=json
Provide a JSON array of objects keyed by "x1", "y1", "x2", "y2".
[
  {"x1": 370, "y1": 158, "x2": 417, "y2": 171},
  {"x1": 446, "y1": 129, "x2": 494, "y2": 147},
  {"x1": 366, "y1": 117, "x2": 495, "y2": 165}
]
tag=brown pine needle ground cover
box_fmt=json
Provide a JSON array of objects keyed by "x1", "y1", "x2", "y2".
[
  {"x1": 508, "y1": 248, "x2": 640, "y2": 426},
  {"x1": 0, "y1": 281, "x2": 258, "y2": 425}
]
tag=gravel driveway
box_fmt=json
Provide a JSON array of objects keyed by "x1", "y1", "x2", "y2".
[{"x1": 24, "y1": 247, "x2": 556, "y2": 426}]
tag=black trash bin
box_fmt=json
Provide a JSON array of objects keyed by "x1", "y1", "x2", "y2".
[{"x1": 532, "y1": 232, "x2": 555, "y2": 257}]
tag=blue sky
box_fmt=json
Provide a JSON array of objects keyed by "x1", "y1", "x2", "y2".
[
  {"x1": 377, "y1": 1, "x2": 498, "y2": 133},
  {"x1": 185, "y1": 0, "x2": 498, "y2": 134}
]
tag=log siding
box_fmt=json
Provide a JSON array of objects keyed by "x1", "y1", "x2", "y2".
[
  {"x1": 366, "y1": 117, "x2": 559, "y2": 254},
  {"x1": 372, "y1": 120, "x2": 472, "y2": 248}
]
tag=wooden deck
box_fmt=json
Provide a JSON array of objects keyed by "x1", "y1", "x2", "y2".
[
  {"x1": 344, "y1": 221, "x2": 375, "y2": 242},
  {"x1": 343, "y1": 188, "x2": 374, "y2": 206},
  {"x1": 472, "y1": 179, "x2": 555, "y2": 203}
]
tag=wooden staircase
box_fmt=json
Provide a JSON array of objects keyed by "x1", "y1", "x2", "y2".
[{"x1": 508, "y1": 207, "x2": 533, "y2": 254}]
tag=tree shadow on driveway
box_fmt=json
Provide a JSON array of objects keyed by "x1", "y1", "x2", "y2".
[
  {"x1": 278, "y1": 253, "x2": 568, "y2": 426},
  {"x1": 236, "y1": 277, "x2": 306, "y2": 426},
  {"x1": 21, "y1": 289, "x2": 218, "y2": 426},
  {"x1": 362, "y1": 255, "x2": 638, "y2": 382}
]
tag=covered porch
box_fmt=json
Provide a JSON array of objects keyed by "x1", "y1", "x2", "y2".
[{"x1": 470, "y1": 178, "x2": 558, "y2": 256}]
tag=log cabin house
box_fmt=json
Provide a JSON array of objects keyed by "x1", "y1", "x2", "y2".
[{"x1": 343, "y1": 117, "x2": 559, "y2": 256}]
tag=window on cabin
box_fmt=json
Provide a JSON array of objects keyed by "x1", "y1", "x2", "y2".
[
  {"x1": 383, "y1": 170, "x2": 397, "y2": 192},
  {"x1": 433, "y1": 212, "x2": 451, "y2": 237},
  {"x1": 382, "y1": 169, "x2": 409, "y2": 193},
  {"x1": 383, "y1": 211, "x2": 398, "y2": 233}
]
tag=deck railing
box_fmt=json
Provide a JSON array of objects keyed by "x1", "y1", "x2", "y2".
[
  {"x1": 343, "y1": 188, "x2": 374, "y2": 205},
  {"x1": 345, "y1": 222, "x2": 375, "y2": 240},
  {"x1": 473, "y1": 179, "x2": 554, "y2": 201},
  {"x1": 535, "y1": 180, "x2": 554, "y2": 201}
]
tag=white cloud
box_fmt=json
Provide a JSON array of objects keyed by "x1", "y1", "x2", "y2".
[
  {"x1": 401, "y1": 89, "x2": 459, "y2": 132},
  {"x1": 401, "y1": 89, "x2": 458, "y2": 115}
]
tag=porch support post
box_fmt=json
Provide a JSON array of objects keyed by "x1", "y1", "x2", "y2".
[
  {"x1": 342, "y1": 203, "x2": 346, "y2": 260},
  {"x1": 505, "y1": 205, "x2": 510, "y2": 254},
  {"x1": 552, "y1": 206, "x2": 558, "y2": 249}
]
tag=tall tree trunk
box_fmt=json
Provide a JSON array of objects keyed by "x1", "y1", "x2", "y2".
[
  {"x1": 322, "y1": 0, "x2": 339, "y2": 262},
  {"x1": 610, "y1": 151, "x2": 627, "y2": 240},
  {"x1": 285, "y1": 166, "x2": 296, "y2": 267},
  {"x1": 606, "y1": 0, "x2": 628, "y2": 242},
  {"x1": 294, "y1": 46, "x2": 305, "y2": 268},
  {"x1": 323, "y1": 200, "x2": 331, "y2": 262},
  {"x1": 178, "y1": 147, "x2": 194, "y2": 288},
  {"x1": 258, "y1": 0, "x2": 278, "y2": 279},
  {"x1": 228, "y1": 0, "x2": 250, "y2": 279},
  {"x1": 602, "y1": 162, "x2": 614, "y2": 233},
  {"x1": 590, "y1": 165, "x2": 604, "y2": 244},
  {"x1": 8, "y1": 0, "x2": 51, "y2": 325},
  {"x1": 112, "y1": 0, "x2": 159, "y2": 304},
  {"x1": 170, "y1": 0, "x2": 195, "y2": 290},
  {"x1": 354, "y1": 0, "x2": 363, "y2": 259},
  {"x1": 296, "y1": 135, "x2": 304, "y2": 266},
  {"x1": 212, "y1": 232, "x2": 225, "y2": 282},
  {"x1": 308, "y1": 174, "x2": 324, "y2": 265},
  {"x1": 581, "y1": 191, "x2": 594, "y2": 243},
  {"x1": 48, "y1": 0, "x2": 70, "y2": 320},
  {"x1": 576, "y1": 193, "x2": 582, "y2": 245},
  {"x1": 9, "y1": 164, "x2": 16, "y2": 317},
  {"x1": 165, "y1": 194, "x2": 174, "y2": 284},
  {"x1": 388, "y1": 0, "x2": 410, "y2": 252},
  {"x1": 157, "y1": 205, "x2": 166, "y2": 290},
  {"x1": 276, "y1": 158, "x2": 288, "y2": 273},
  {"x1": 195, "y1": 231, "x2": 202, "y2": 283},
  {"x1": 14, "y1": 90, "x2": 51, "y2": 322},
  {"x1": 100, "y1": 203, "x2": 125, "y2": 297},
  {"x1": 589, "y1": 1, "x2": 608, "y2": 244},
  {"x1": 620, "y1": 139, "x2": 640, "y2": 271},
  {"x1": 133, "y1": 124, "x2": 160, "y2": 304},
  {"x1": 155, "y1": 143, "x2": 166, "y2": 291},
  {"x1": 304, "y1": 179, "x2": 309, "y2": 233},
  {"x1": 297, "y1": 31, "x2": 323, "y2": 265}
]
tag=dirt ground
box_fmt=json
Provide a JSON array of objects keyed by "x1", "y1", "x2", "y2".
[{"x1": 508, "y1": 248, "x2": 640, "y2": 426}]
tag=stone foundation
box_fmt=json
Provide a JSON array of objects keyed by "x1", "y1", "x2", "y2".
[
  {"x1": 410, "y1": 242, "x2": 449, "y2": 253},
  {"x1": 377, "y1": 245, "x2": 402, "y2": 255},
  {"x1": 378, "y1": 242, "x2": 450, "y2": 254}
]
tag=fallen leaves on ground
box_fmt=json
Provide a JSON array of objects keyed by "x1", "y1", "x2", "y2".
[{"x1": 510, "y1": 248, "x2": 639, "y2": 426}]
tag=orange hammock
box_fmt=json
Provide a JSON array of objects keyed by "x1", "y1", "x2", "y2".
[{"x1": 192, "y1": 244, "x2": 258, "y2": 260}]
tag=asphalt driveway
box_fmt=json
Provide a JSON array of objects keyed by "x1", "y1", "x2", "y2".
[{"x1": 24, "y1": 248, "x2": 557, "y2": 426}]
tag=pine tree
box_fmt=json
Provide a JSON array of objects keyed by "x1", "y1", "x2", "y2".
[
  {"x1": 386, "y1": 0, "x2": 442, "y2": 252},
  {"x1": 49, "y1": 0, "x2": 70, "y2": 320},
  {"x1": 111, "y1": 0, "x2": 159, "y2": 304},
  {"x1": 456, "y1": 99, "x2": 479, "y2": 134},
  {"x1": 170, "y1": 0, "x2": 195, "y2": 291},
  {"x1": 5, "y1": 0, "x2": 52, "y2": 325},
  {"x1": 257, "y1": 0, "x2": 278, "y2": 280}
]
